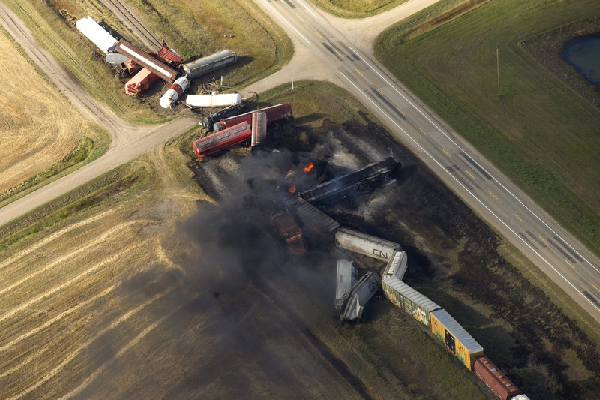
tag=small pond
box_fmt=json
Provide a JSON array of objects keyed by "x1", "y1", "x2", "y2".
[{"x1": 560, "y1": 34, "x2": 600, "y2": 90}]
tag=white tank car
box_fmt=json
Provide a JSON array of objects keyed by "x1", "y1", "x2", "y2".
[
  {"x1": 186, "y1": 93, "x2": 242, "y2": 108},
  {"x1": 340, "y1": 271, "x2": 380, "y2": 321},
  {"x1": 335, "y1": 228, "x2": 401, "y2": 261}
]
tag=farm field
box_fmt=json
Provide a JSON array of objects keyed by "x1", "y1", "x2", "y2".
[
  {"x1": 2, "y1": 81, "x2": 597, "y2": 398},
  {"x1": 2, "y1": 0, "x2": 292, "y2": 122},
  {"x1": 0, "y1": 27, "x2": 107, "y2": 208},
  {"x1": 309, "y1": 0, "x2": 408, "y2": 18},
  {"x1": 374, "y1": 0, "x2": 600, "y2": 256}
]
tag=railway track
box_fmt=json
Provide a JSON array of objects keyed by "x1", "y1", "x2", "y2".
[{"x1": 99, "y1": 0, "x2": 162, "y2": 51}]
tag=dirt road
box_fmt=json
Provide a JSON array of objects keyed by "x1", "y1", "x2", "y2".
[{"x1": 0, "y1": 3, "x2": 197, "y2": 228}]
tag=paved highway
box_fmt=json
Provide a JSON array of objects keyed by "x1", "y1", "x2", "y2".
[{"x1": 255, "y1": 0, "x2": 600, "y2": 321}]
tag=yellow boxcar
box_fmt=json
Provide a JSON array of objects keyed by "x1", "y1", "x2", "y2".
[{"x1": 430, "y1": 309, "x2": 484, "y2": 370}]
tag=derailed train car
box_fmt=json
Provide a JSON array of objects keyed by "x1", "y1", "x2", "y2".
[
  {"x1": 335, "y1": 259, "x2": 357, "y2": 309},
  {"x1": 335, "y1": 227, "x2": 401, "y2": 261},
  {"x1": 382, "y1": 276, "x2": 439, "y2": 327},
  {"x1": 219, "y1": 103, "x2": 292, "y2": 130},
  {"x1": 300, "y1": 157, "x2": 398, "y2": 203},
  {"x1": 384, "y1": 250, "x2": 408, "y2": 280},
  {"x1": 430, "y1": 309, "x2": 484, "y2": 371},
  {"x1": 473, "y1": 356, "x2": 525, "y2": 400},
  {"x1": 193, "y1": 122, "x2": 251, "y2": 157},
  {"x1": 340, "y1": 271, "x2": 379, "y2": 321}
]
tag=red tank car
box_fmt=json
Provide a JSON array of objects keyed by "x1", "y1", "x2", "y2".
[
  {"x1": 473, "y1": 356, "x2": 522, "y2": 400},
  {"x1": 193, "y1": 122, "x2": 251, "y2": 157}
]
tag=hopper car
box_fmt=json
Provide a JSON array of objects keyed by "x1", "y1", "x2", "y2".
[
  {"x1": 219, "y1": 103, "x2": 292, "y2": 130},
  {"x1": 183, "y1": 50, "x2": 237, "y2": 80},
  {"x1": 124, "y1": 68, "x2": 159, "y2": 97},
  {"x1": 383, "y1": 250, "x2": 408, "y2": 280},
  {"x1": 339, "y1": 271, "x2": 379, "y2": 321},
  {"x1": 335, "y1": 259, "x2": 357, "y2": 309},
  {"x1": 193, "y1": 122, "x2": 251, "y2": 157},
  {"x1": 335, "y1": 227, "x2": 401, "y2": 261},
  {"x1": 272, "y1": 212, "x2": 307, "y2": 255},
  {"x1": 300, "y1": 157, "x2": 398, "y2": 203}
]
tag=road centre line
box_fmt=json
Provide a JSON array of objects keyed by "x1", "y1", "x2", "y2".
[
  {"x1": 419, "y1": 128, "x2": 427, "y2": 136},
  {"x1": 442, "y1": 148, "x2": 451, "y2": 157},
  {"x1": 540, "y1": 236, "x2": 549, "y2": 246},
  {"x1": 355, "y1": 68, "x2": 363, "y2": 77},
  {"x1": 566, "y1": 260, "x2": 576, "y2": 270},
  {"x1": 466, "y1": 170, "x2": 474, "y2": 178},
  {"x1": 296, "y1": 13, "x2": 303, "y2": 21},
  {"x1": 489, "y1": 191, "x2": 498, "y2": 200},
  {"x1": 263, "y1": 0, "x2": 310, "y2": 44},
  {"x1": 594, "y1": 284, "x2": 600, "y2": 293},
  {"x1": 339, "y1": 69, "x2": 599, "y2": 315},
  {"x1": 514, "y1": 213, "x2": 523, "y2": 222},
  {"x1": 343, "y1": 44, "x2": 599, "y2": 274},
  {"x1": 315, "y1": 31, "x2": 323, "y2": 39}
]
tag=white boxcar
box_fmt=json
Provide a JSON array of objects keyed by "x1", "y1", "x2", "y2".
[
  {"x1": 335, "y1": 259, "x2": 357, "y2": 309},
  {"x1": 76, "y1": 17, "x2": 118, "y2": 54},
  {"x1": 340, "y1": 271, "x2": 380, "y2": 321},
  {"x1": 335, "y1": 228, "x2": 400, "y2": 261},
  {"x1": 384, "y1": 250, "x2": 408, "y2": 280},
  {"x1": 186, "y1": 93, "x2": 242, "y2": 108}
]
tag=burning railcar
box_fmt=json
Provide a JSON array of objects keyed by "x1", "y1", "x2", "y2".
[{"x1": 300, "y1": 157, "x2": 398, "y2": 203}]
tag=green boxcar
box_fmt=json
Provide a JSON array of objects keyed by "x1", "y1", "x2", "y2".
[{"x1": 382, "y1": 276, "x2": 440, "y2": 327}]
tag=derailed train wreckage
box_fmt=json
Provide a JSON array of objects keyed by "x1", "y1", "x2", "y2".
[{"x1": 285, "y1": 156, "x2": 530, "y2": 400}]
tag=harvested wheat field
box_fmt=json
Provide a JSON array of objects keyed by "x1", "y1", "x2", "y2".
[{"x1": 0, "y1": 29, "x2": 95, "y2": 196}]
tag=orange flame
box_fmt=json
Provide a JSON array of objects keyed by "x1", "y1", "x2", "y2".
[
  {"x1": 288, "y1": 186, "x2": 296, "y2": 194},
  {"x1": 304, "y1": 162, "x2": 314, "y2": 173}
]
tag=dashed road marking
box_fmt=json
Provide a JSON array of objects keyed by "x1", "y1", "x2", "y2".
[
  {"x1": 466, "y1": 170, "x2": 474, "y2": 178},
  {"x1": 514, "y1": 213, "x2": 523, "y2": 222},
  {"x1": 419, "y1": 128, "x2": 427, "y2": 136},
  {"x1": 315, "y1": 31, "x2": 322, "y2": 39},
  {"x1": 442, "y1": 148, "x2": 451, "y2": 157},
  {"x1": 296, "y1": 13, "x2": 303, "y2": 21},
  {"x1": 539, "y1": 236, "x2": 549, "y2": 246},
  {"x1": 594, "y1": 284, "x2": 600, "y2": 293},
  {"x1": 566, "y1": 260, "x2": 576, "y2": 270},
  {"x1": 489, "y1": 191, "x2": 498, "y2": 200},
  {"x1": 355, "y1": 68, "x2": 363, "y2": 77}
]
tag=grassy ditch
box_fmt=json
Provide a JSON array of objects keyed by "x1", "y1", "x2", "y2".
[
  {"x1": 0, "y1": 126, "x2": 110, "y2": 209},
  {"x1": 309, "y1": 0, "x2": 409, "y2": 18},
  {"x1": 0, "y1": 160, "x2": 152, "y2": 255},
  {"x1": 3, "y1": 0, "x2": 292, "y2": 122},
  {"x1": 375, "y1": 0, "x2": 600, "y2": 257}
]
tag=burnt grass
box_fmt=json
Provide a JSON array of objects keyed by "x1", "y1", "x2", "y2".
[{"x1": 184, "y1": 110, "x2": 600, "y2": 399}]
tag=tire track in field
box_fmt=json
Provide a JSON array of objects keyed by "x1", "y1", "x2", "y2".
[
  {"x1": 0, "y1": 286, "x2": 116, "y2": 353},
  {"x1": 0, "y1": 237, "x2": 139, "y2": 325},
  {"x1": 0, "y1": 221, "x2": 136, "y2": 298},
  {"x1": 9, "y1": 286, "x2": 176, "y2": 400},
  {"x1": 59, "y1": 293, "x2": 201, "y2": 399},
  {"x1": 0, "y1": 208, "x2": 118, "y2": 272}
]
